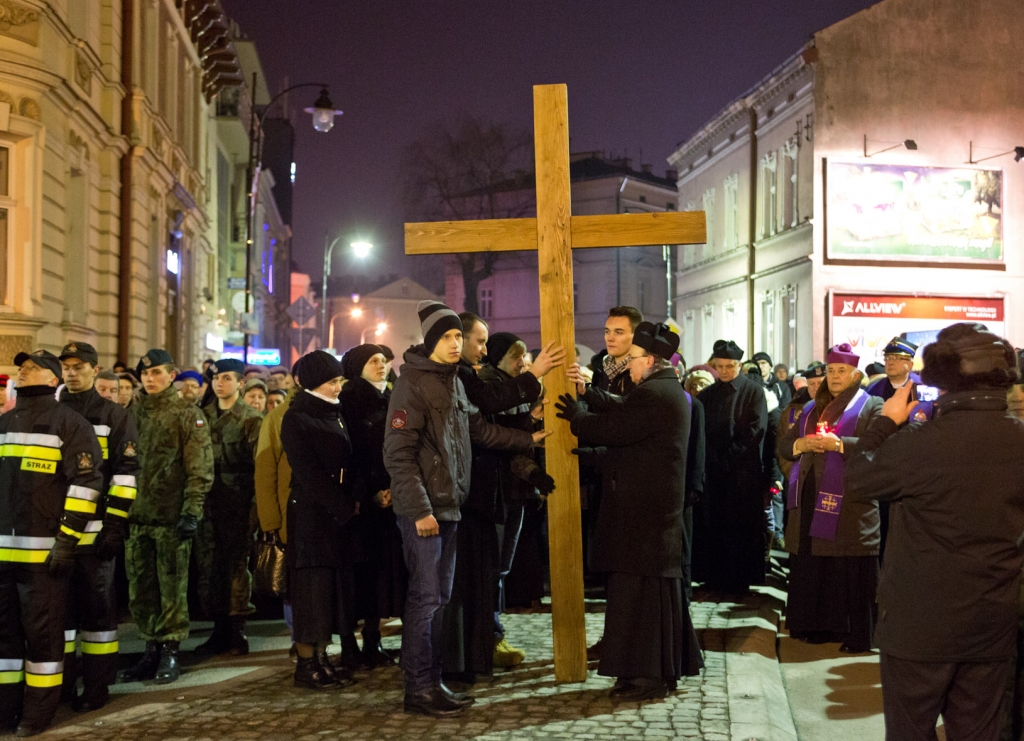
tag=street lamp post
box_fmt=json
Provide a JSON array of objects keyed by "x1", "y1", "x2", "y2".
[
  {"x1": 243, "y1": 77, "x2": 342, "y2": 360},
  {"x1": 321, "y1": 238, "x2": 373, "y2": 350},
  {"x1": 360, "y1": 322, "x2": 387, "y2": 345}
]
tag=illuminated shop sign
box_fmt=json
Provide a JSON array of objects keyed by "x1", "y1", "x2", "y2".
[{"x1": 826, "y1": 162, "x2": 1003, "y2": 262}]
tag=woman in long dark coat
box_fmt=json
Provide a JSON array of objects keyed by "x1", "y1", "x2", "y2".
[
  {"x1": 280, "y1": 351, "x2": 358, "y2": 690},
  {"x1": 777, "y1": 344, "x2": 882, "y2": 653},
  {"x1": 339, "y1": 344, "x2": 406, "y2": 668}
]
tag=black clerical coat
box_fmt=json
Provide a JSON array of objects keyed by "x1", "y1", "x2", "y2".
[
  {"x1": 698, "y1": 373, "x2": 768, "y2": 590},
  {"x1": 570, "y1": 368, "x2": 691, "y2": 578}
]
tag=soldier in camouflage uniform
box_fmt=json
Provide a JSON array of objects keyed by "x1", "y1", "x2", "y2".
[
  {"x1": 194, "y1": 359, "x2": 262, "y2": 656},
  {"x1": 121, "y1": 349, "x2": 213, "y2": 685}
]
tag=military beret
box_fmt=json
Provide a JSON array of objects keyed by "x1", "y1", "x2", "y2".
[
  {"x1": 59, "y1": 341, "x2": 99, "y2": 365},
  {"x1": 207, "y1": 359, "x2": 246, "y2": 378},
  {"x1": 883, "y1": 337, "x2": 918, "y2": 358},
  {"x1": 633, "y1": 322, "x2": 680, "y2": 360},
  {"x1": 15, "y1": 349, "x2": 63, "y2": 380},
  {"x1": 712, "y1": 340, "x2": 744, "y2": 360},
  {"x1": 137, "y1": 349, "x2": 174, "y2": 376}
]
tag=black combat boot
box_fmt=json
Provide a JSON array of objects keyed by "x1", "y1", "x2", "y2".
[
  {"x1": 316, "y1": 649, "x2": 355, "y2": 688},
  {"x1": 153, "y1": 641, "x2": 181, "y2": 684},
  {"x1": 361, "y1": 631, "x2": 396, "y2": 668},
  {"x1": 119, "y1": 640, "x2": 161, "y2": 682},
  {"x1": 195, "y1": 618, "x2": 230, "y2": 656},
  {"x1": 227, "y1": 617, "x2": 249, "y2": 656},
  {"x1": 294, "y1": 656, "x2": 341, "y2": 691}
]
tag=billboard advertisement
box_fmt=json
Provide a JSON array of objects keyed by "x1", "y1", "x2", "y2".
[
  {"x1": 826, "y1": 162, "x2": 1003, "y2": 262},
  {"x1": 829, "y1": 293, "x2": 1005, "y2": 368}
]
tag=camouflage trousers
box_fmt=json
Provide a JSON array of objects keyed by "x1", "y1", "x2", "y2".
[
  {"x1": 194, "y1": 511, "x2": 255, "y2": 619},
  {"x1": 125, "y1": 524, "x2": 192, "y2": 642}
]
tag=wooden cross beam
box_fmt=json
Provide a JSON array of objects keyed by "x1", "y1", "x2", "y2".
[{"x1": 405, "y1": 84, "x2": 706, "y2": 682}]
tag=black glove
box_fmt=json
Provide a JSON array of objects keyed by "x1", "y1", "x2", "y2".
[
  {"x1": 175, "y1": 513, "x2": 199, "y2": 541},
  {"x1": 94, "y1": 518, "x2": 127, "y2": 561},
  {"x1": 571, "y1": 446, "x2": 608, "y2": 469},
  {"x1": 46, "y1": 533, "x2": 77, "y2": 577},
  {"x1": 526, "y1": 467, "x2": 556, "y2": 497},
  {"x1": 554, "y1": 393, "x2": 585, "y2": 424}
]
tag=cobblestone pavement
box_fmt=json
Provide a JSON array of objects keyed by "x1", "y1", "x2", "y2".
[{"x1": 10, "y1": 596, "x2": 749, "y2": 741}]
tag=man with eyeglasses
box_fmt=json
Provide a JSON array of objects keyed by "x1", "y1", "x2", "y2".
[{"x1": 697, "y1": 340, "x2": 768, "y2": 593}]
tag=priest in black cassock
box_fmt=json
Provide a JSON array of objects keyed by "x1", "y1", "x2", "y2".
[
  {"x1": 556, "y1": 322, "x2": 703, "y2": 701},
  {"x1": 699, "y1": 340, "x2": 769, "y2": 593}
]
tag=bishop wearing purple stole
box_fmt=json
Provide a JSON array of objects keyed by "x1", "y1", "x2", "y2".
[{"x1": 777, "y1": 343, "x2": 884, "y2": 653}]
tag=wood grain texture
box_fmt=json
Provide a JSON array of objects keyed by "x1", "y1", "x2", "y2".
[
  {"x1": 404, "y1": 218, "x2": 537, "y2": 254},
  {"x1": 533, "y1": 83, "x2": 588, "y2": 683},
  {"x1": 571, "y1": 211, "x2": 707, "y2": 248}
]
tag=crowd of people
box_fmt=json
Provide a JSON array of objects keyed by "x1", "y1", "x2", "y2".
[{"x1": 2, "y1": 300, "x2": 1024, "y2": 738}]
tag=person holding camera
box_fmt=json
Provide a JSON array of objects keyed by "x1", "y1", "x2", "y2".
[{"x1": 846, "y1": 323, "x2": 1024, "y2": 740}]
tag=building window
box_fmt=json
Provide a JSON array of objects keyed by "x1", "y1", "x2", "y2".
[
  {"x1": 779, "y1": 287, "x2": 797, "y2": 368},
  {"x1": 760, "y1": 152, "x2": 777, "y2": 238},
  {"x1": 702, "y1": 187, "x2": 715, "y2": 255},
  {"x1": 722, "y1": 300, "x2": 736, "y2": 341},
  {"x1": 478, "y1": 286, "x2": 493, "y2": 320},
  {"x1": 782, "y1": 140, "x2": 798, "y2": 230},
  {"x1": 759, "y1": 292, "x2": 775, "y2": 359},
  {"x1": 682, "y1": 201, "x2": 698, "y2": 267},
  {"x1": 701, "y1": 304, "x2": 715, "y2": 362},
  {"x1": 723, "y1": 173, "x2": 739, "y2": 249},
  {"x1": 682, "y1": 310, "x2": 696, "y2": 367}
]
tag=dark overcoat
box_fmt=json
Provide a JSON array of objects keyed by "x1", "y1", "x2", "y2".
[
  {"x1": 570, "y1": 368, "x2": 691, "y2": 578},
  {"x1": 845, "y1": 390, "x2": 1024, "y2": 662},
  {"x1": 280, "y1": 390, "x2": 355, "y2": 568},
  {"x1": 777, "y1": 388, "x2": 883, "y2": 557}
]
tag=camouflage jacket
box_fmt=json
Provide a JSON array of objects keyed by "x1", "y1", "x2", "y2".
[
  {"x1": 201, "y1": 397, "x2": 262, "y2": 518},
  {"x1": 130, "y1": 384, "x2": 213, "y2": 526}
]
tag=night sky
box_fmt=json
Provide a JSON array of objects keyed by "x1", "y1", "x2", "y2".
[{"x1": 220, "y1": 0, "x2": 881, "y2": 293}]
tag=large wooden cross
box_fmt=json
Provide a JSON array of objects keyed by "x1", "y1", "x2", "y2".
[{"x1": 405, "y1": 84, "x2": 706, "y2": 682}]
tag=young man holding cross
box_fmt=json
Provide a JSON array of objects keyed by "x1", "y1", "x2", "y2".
[{"x1": 385, "y1": 301, "x2": 550, "y2": 717}]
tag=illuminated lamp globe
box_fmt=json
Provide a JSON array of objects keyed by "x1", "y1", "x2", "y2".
[
  {"x1": 305, "y1": 89, "x2": 343, "y2": 133},
  {"x1": 351, "y1": 241, "x2": 373, "y2": 259}
]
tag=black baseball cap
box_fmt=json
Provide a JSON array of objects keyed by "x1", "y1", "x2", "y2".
[
  {"x1": 59, "y1": 341, "x2": 99, "y2": 365},
  {"x1": 15, "y1": 349, "x2": 63, "y2": 380}
]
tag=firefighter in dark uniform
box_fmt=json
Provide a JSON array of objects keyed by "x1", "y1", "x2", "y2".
[
  {"x1": 195, "y1": 358, "x2": 262, "y2": 656},
  {"x1": 57, "y1": 342, "x2": 139, "y2": 711},
  {"x1": 0, "y1": 350, "x2": 104, "y2": 737}
]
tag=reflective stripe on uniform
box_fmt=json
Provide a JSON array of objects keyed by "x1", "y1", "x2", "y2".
[
  {"x1": 106, "y1": 507, "x2": 128, "y2": 519},
  {"x1": 24, "y1": 660, "x2": 62, "y2": 688},
  {"x1": 108, "y1": 485, "x2": 137, "y2": 501},
  {"x1": 92, "y1": 425, "x2": 111, "y2": 437},
  {"x1": 64, "y1": 498, "x2": 97, "y2": 514},
  {"x1": 0, "y1": 432, "x2": 63, "y2": 462},
  {"x1": 77, "y1": 519, "x2": 104, "y2": 547},
  {"x1": 0, "y1": 432, "x2": 63, "y2": 448},
  {"x1": 78, "y1": 533, "x2": 98, "y2": 546},
  {"x1": 60, "y1": 524, "x2": 84, "y2": 540},
  {"x1": 65, "y1": 629, "x2": 77, "y2": 653},
  {"x1": 0, "y1": 659, "x2": 23, "y2": 685},
  {"x1": 67, "y1": 486, "x2": 100, "y2": 502},
  {"x1": 81, "y1": 630, "x2": 118, "y2": 655},
  {"x1": 0, "y1": 445, "x2": 62, "y2": 461},
  {"x1": 0, "y1": 535, "x2": 54, "y2": 563},
  {"x1": 112, "y1": 475, "x2": 137, "y2": 487}
]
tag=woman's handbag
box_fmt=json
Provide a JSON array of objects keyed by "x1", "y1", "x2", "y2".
[{"x1": 253, "y1": 530, "x2": 288, "y2": 597}]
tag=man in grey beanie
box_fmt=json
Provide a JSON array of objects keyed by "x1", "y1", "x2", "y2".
[{"x1": 384, "y1": 301, "x2": 550, "y2": 717}]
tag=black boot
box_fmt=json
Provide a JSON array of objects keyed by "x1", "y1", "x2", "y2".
[
  {"x1": 153, "y1": 641, "x2": 181, "y2": 684},
  {"x1": 227, "y1": 617, "x2": 249, "y2": 656},
  {"x1": 72, "y1": 685, "x2": 109, "y2": 713},
  {"x1": 316, "y1": 649, "x2": 355, "y2": 688},
  {"x1": 403, "y1": 686, "x2": 466, "y2": 717},
  {"x1": 338, "y1": 634, "x2": 364, "y2": 671},
  {"x1": 361, "y1": 631, "x2": 396, "y2": 667},
  {"x1": 196, "y1": 618, "x2": 230, "y2": 656},
  {"x1": 119, "y1": 641, "x2": 161, "y2": 682},
  {"x1": 294, "y1": 657, "x2": 341, "y2": 691},
  {"x1": 438, "y1": 681, "x2": 475, "y2": 707}
]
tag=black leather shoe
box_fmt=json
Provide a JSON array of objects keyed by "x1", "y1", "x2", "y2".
[
  {"x1": 119, "y1": 640, "x2": 161, "y2": 682},
  {"x1": 294, "y1": 657, "x2": 341, "y2": 691},
  {"x1": 316, "y1": 650, "x2": 355, "y2": 688},
  {"x1": 72, "y1": 687, "x2": 109, "y2": 712},
  {"x1": 15, "y1": 724, "x2": 46, "y2": 738},
  {"x1": 438, "y1": 681, "x2": 475, "y2": 707},
  {"x1": 403, "y1": 687, "x2": 466, "y2": 717},
  {"x1": 153, "y1": 641, "x2": 181, "y2": 684},
  {"x1": 610, "y1": 681, "x2": 670, "y2": 701}
]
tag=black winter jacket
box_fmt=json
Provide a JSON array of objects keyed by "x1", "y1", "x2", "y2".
[
  {"x1": 339, "y1": 377, "x2": 391, "y2": 508},
  {"x1": 458, "y1": 359, "x2": 541, "y2": 415},
  {"x1": 281, "y1": 390, "x2": 355, "y2": 568},
  {"x1": 571, "y1": 369, "x2": 691, "y2": 578},
  {"x1": 385, "y1": 347, "x2": 533, "y2": 523},
  {"x1": 845, "y1": 390, "x2": 1024, "y2": 662}
]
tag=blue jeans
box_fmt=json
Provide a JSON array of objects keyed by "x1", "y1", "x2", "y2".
[
  {"x1": 494, "y1": 504, "x2": 524, "y2": 638},
  {"x1": 397, "y1": 515, "x2": 457, "y2": 693}
]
